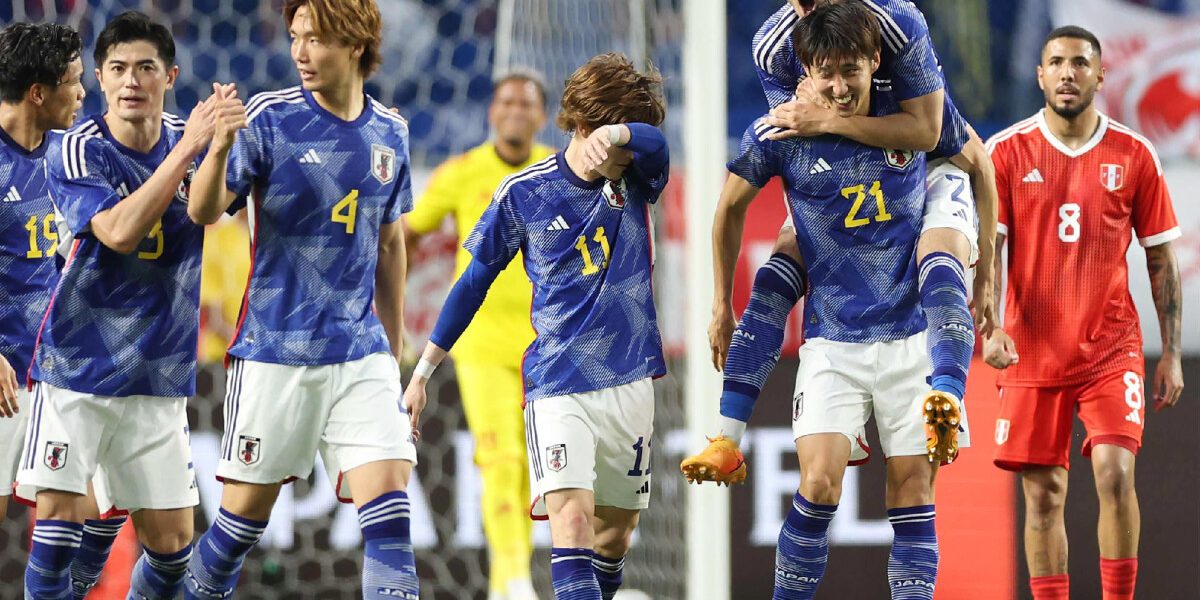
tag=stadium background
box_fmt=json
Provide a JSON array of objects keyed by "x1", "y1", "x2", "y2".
[{"x1": 0, "y1": 0, "x2": 1196, "y2": 598}]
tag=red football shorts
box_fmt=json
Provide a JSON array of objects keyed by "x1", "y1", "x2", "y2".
[{"x1": 993, "y1": 368, "x2": 1146, "y2": 471}]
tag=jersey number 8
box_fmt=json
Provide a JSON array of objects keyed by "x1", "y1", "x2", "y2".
[{"x1": 1058, "y1": 203, "x2": 1081, "y2": 243}]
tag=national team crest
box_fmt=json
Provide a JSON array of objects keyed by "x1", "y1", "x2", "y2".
[
  {"x1": 44, "y1": 442, "x2": 68, "y2": 471},
  {"x1": 176, "y1": 163, "x2": 196, "y2": 203},
  {"x1": 793, "y1": 392, "x2": 804, "y2": 421},
  {"x1": 884, "y1": 148, "x2": 915, "y2": 170},
  {"x1": 994, "y1": 419, "x2": 1010, "y2": 445},
  {"x1": 546, "y1": 444, "x2": 567, "y2": 472},
  {"x1": 371, "y1": 144, "x2": 396, "y2": 184},
  {"x1": 238, "y1": 435, "x2": 261, "y2": 465},
  {"x1": 1100, "y1": 164, "x2": 1124, "y2": 191},
  {"x1": 602, "y1": 180, "x2": 627, "y2": 209}
]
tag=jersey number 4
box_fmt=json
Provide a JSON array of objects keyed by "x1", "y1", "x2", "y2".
[
  {"x1": 24, "y1": 213, "x2": 58, "y2": 258},
  {"x1": 331, "y1": 189, "x2": 360, "y2": 234},
  {"x1": 841, "y1": 180, "x2": 892, "y2": 228}
]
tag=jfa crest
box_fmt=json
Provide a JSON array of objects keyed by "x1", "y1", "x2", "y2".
[
  {"x1": 994, "y1": 418, "x2": 1010, "y2": 445},
  {"x1": 238, "y1": 435, "x2": 261, "y2": 465},
  {"x1": 546, "y1": 444, "x2": 567, "y2": 472},
  {"x1": 44, "y1": 442, "x2": 68, "y2": 471},
  {"x1": 884, "y1": 148, "x2": 915, "y2": 170},
  {"x1": 371, "y1": 144, "x2": 396, "y2": 184},
  {"x1": 176, "y1": 163, "x2": 196, "y2": 203},
  {"x1": 1100, "y1": 163, "x2": 1124, "y2": 191},
  {"x1": 602, "y1": 179, "x2": 627, "y2": 209}
]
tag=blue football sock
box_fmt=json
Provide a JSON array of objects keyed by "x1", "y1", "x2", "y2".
[
  {"x1": 359, "y1": 490, "x2": 419, "y2": 600},
  {"x1": 26, "y1": 519, "x2": 83, "y2": 600},
  {"x1": 129, "y1": 545, "x2": 192, "y2": 599},
  {"x1": 887, "y1": 505, "x2": 939, "y2": 600},
  {"x1": 918, "y1": 252, "x2": 973, "y2": 401},
  {"x1": 71, "y1": 516, "x2": 126, "y2": 599},
  {"x1": 774, "y1": 493, "x2": 836, "y2": 600},
  {"x1": 184, "y1": 508, "x2": 267, "y2": 599},
  {"x1": 592, "y1": 553, "x2": 625, "y2": 600},
  {"x1": 721, "y1": 253, "x2": 806, "y2": 443},
  {"x1": 550, "y1": 547, "x2": 602, "y2": 600}
]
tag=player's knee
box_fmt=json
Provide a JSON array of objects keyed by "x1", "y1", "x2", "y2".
[
  {"x1": 593, "y1": 527, "x2": 634, "y2": 558},
  {"x1": 1023, "y1": 475, "x2": 1067, "y2": 515},
  {"x1": 549, "y1": 505, "x2": 593, "y2": 547},
  {"x1": 138, "y1": 526, "x2": 194, "y2": 554},
  {"x1": 1093, "y1": 459, "x2": 1135, "y2": 502},
  {"x1": 799, "y1": 473, "x2": 843, "y2": 505},
  {"x1": 35, "y1": 490, "x2": 86, "y2": 522},
  {"x1": 771, "y1": 228, "x2": 803, "y2": 263},
  {"x1": 886, "y1": 469, "x2": 935, "y2": 507}
]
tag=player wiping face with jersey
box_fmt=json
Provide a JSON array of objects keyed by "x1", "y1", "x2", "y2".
[
  {"x1": 683, "y1": 4, "x2": 968, "y2": 598},
  {"x1": 407, "y1": 52, "x2": 668, "y2": 600}
]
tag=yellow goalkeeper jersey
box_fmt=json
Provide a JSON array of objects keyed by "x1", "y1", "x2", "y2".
[{"x1": 407, "y1": 141, "x2": 555, "y2": 368}]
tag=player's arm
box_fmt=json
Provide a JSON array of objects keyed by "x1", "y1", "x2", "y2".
[
  {"x1": 710, "y1": 174, "x2": 763, "y2": 369},
  {"x1": 189, "y1": 84, "x2": 248, "y2": 225},
  {"x1": 948, "y1": 126, "x2": 998, "y2": 335},
  {"x1": 767, "y1": 86, "x2": 943, "y2": 152},
  {"x1": 1146, "y1": 241, "x2": 1183, "y2": 410},
  {"x1": 983, "y1": 231, "x2": 1018, "y2": 370},
  {"x1": 581, "y1": 123, "x2": 669, "y2": 181},
  {"x1": 402, "y1": 161, "x2": 459, "y2": 251},
  {"x1": 376, "y1": 220, "x2": 408, "y2": 363},
  {"x1": 89, "y1": 98, "x2": 216, "y2": 253},
  {"x1": 0, "y1": 354, "x2": 17, "y2": 418}
]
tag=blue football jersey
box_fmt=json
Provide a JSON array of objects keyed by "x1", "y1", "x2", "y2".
[
  {"x1": 34, "y1": 114, "x2": 204, "y2": 397},
  {"x1": 729, "y1": 117, "x2": 927, "y2": 343},
  {"x1": 224, "y1": 87, "x2": 413, "y2": 366},
  {"x1": 0, "y1": 127, "x2": 59, "y2": 386},
  {"x1": 464, "y1": 152, "x2": 667, "y2": 401},
  {"x1": 752, "y1": 0, "x2": 970, "y2": 158}
]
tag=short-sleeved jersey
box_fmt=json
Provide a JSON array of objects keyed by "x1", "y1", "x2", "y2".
[
  {"x1": 464, "y1": 152, "x2": 667, "y2": 401},
  {"x1": 225, "y1": 87, "x2": 413, "y2": 366},
  {"x1": 987, "y1": 110, "x2": 1180, "y2": 387},
  {"x1": 752, "y1": 0, "x2": 970, "y2": 158},
  {"x1": 34, "y1": 114, "x2": 204, "y2": 397},
  {"x1": 730, "y1": 117, "x2": 927, "y2": 343},
  {"x1": 407, "y1": 141, "x2": 554, "y2": 367},
  {"x1": 0, "y1": 127, "x2": 59, "y2": 386}
]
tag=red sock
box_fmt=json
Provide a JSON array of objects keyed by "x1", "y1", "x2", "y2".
[
  {"x1": 1030, "y1": 574, "x2": 1070, "y2": 600},
  {"x1": 1100, "y1": 557, "x2": 1138, "y2": 600}
]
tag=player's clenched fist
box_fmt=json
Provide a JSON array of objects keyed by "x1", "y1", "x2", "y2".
[
  {"x1": 209, "y1": 82, "x2": 248, "y2": 152},
  {"x1": 0, "y1": 354, "x2": 18, "y2": 418},
  {"x1": 983, "y1": 328, "x2": 1019, "y2": 370}
]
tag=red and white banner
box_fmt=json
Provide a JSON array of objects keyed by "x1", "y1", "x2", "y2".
[{"x1": 1052, "y1": 0, "x2": 1200, "y2": 161}]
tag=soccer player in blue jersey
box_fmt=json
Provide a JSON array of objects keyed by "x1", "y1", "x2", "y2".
[
  {"x1": 695, "y1": 0, "x2": 998, "y2": 467},
  {"x1": 16, "y1": 11, "x2": 218, "y2": 599},
  {"x1": 0, "y1": 20, "x2": 85, "y2": 524},
  {"x1": 405, "y1": 52, "x2": 668, "y2": 600},
  {"x1": 689, "y1": 4, "x2": 963, "y2": 598},
  {"x1": 183, "y1": 1, "x2": 420, "y2": 598}
]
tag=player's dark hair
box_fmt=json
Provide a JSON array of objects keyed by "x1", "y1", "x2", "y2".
[
  {"x1": 0, "y1": 23, "x2": 82, "y2": 104},
  {"x1": 791, "y1": 0, "x2": 881, "y2": 68},
  {"x1": 1043, "y1": 25, "x2": 1102, "y2": 59},
  {"x1": 495, "y1": 69, "x2": 548, "y2": 107},
  {"x1": 556, "y1": 52, "x2": 665, "y2": 134},
  {"x1": 94, "y1": 11, "x2": 176, "y2": 67}
]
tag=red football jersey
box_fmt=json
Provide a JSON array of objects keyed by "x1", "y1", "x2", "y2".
[{"x1": 986, "y1": 110, "x2": 1180, "y2": 387}]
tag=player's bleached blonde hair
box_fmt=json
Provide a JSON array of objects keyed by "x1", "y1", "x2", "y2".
[
  {"x1": 284, "y1": 0, "x2": 383, "y2": 77},
  {"x1": 556, "y1": 52, "x2": 666, "y2": 135}
]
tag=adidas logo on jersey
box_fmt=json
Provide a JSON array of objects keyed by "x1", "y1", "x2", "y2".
[
  {"x1": 809, "y1": 158, "x2": 832, "y2": 175},
  {"x1": 546, "y1": 215, "x2": 570, "y2": 231},
  {"x1": 2, "y1": 186, "x2": 20, "y2": 202},
  {"x1": 1022, "y1": 168, "x2": 1044, "y2": 183},
  {"x1": 115, "y1": 183, "x2": 130, "y2": 199},
  {"x1": 298, "y1": 149, "x2": 323, "y2": 164}
]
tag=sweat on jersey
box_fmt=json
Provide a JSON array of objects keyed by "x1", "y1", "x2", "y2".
[
  {"x1": 752, "y1": 0, "x2": 970, "y2": 158},
  {"x1": 223, "y1": 87, "x2": 413, "y2": 366},
  {"x1": 728, "y1": 117, "x2": 928, "y2": 343},
  {"x1": 34, "y1": 113, "x2": 204, "y2": 397},
  {"x1": 452, "y1": 132, "x2": 669, "y2": 402},
  {"x1": 0, "y1": 126, "x2": 60, "y2": 387}
]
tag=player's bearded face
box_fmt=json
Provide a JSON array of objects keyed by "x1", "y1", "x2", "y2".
[
  {"x1": 489, "y1": 80, "x2": 546, "y2": 146},
  {"x1": 43, "y1": 58, "x2": 85, "y2": 130},
  {"x1": 96, "y1": 41, "x2": 175, "y2": 123},
  {"x1": 290, "y1": 6, "x2": 361, "y2": 94},
  {"x1": 806, "y1": 53, "x2": 877, "y2": 117},
  {"x1": 1038, "y1": 38, "x2": 1103, "y2": 120}
]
